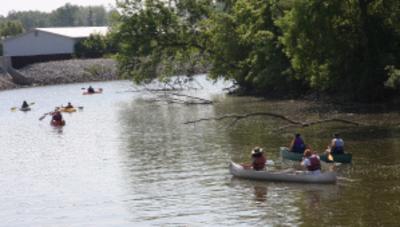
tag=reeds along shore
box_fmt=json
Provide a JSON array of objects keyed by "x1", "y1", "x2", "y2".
[{"x1": 0, "y1": 58, "x2": 118, "y2": 91}]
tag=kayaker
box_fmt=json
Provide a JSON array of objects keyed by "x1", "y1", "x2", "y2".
[
  {"x1": 328, "y1": 133, "x2": 344, "y2": 154},
  {"x1": 65, "y1": 102, "x2": 74, "y2": 109},
  {"x1": 87, "y1": 86, "x2": 95, "y2": 94},
  {"x1": 51, "y1": 108, "x2": 63, "y2": 123},
  {"x1": 289, "y1": 133, "x2": 306, "y2": 153},
  {"x1": 301, "y1": 149, "x2": 321, "y2": 174},
  {"x1": 21, "y1": 100, "x2": 29, "y2": 109}
]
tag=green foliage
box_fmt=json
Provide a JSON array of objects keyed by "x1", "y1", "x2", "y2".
[
  {"x1": 7, "y1": 11, "x2": 50, "y2": 29},
  {"x1": 0, "y1": 20, "x2": 24, "y2": 37},
  {"x1": 112, "y1": 0, "x2": 211, "y2": 83},
  {"x1": 385, "y1": 65, "x2": 400, "y2": 89},
  {"x1": 74, "y1": 34, "x2": 115, "y2": 58},
  {"x1": 206, "y1": 0, "x2": 300, "y2": 93},
  {"x1": 1, "y1": 4, "x2": 113, "y2": 30},
  {"x1": 112, "y1": 0, "x2": 300, "y2": 94},
  {"x1": 112, "y1": 0, "x2": 400, "y2": 101},
  {"x1": 278, "y1": 0, "x2": 400, "y2": 101}
]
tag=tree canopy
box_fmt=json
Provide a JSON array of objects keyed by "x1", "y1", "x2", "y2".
[{"x1": 112, "y1": 0, "x2": 400, "y2": 101}]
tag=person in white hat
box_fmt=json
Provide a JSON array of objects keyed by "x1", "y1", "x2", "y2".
[{"x1": 250, "y1": 147, "x2": 266, "y2": 171}]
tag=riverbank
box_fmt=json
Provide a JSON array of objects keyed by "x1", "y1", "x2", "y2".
[{"x1": 0, "y1": 58, "x2": 118, "y2": 91}]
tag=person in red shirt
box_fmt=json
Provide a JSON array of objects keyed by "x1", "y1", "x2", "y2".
[{"x1": 251, "y1": 147, "x2": 266, "y2": 170}]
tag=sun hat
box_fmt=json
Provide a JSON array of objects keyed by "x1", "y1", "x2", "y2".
[{"x1": 251, "y1": 147, "x2": 263, "y2": 155}]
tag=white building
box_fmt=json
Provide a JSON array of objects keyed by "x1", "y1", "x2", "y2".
[{"x1": 2, "y1": 26, "x2": 108, "y2": 68}]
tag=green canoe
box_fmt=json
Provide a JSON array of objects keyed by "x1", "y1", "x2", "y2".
[{"x1": 280, "y1": 147, "x2": 352, "y2": 163}]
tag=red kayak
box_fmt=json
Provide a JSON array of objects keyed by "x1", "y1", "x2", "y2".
[
  {"x1": 51, "y1": 120, "x2": 66, "y2": 127},
  {"x1": 83, "y1": 88, "x2": 103, "y2": 95}
]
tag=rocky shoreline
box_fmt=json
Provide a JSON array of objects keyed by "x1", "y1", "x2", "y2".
[{"x1": 0, "y1": 58, "x2": 118, "y2": 91}]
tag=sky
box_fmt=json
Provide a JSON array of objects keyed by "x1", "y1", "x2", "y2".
[{"x1": 0, "y1": 0, "x2": 116, "y2": 16}]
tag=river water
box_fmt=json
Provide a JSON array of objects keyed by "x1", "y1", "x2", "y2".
[{"x1": 0, "y1": 76, "x2": 399, "y2": 226}]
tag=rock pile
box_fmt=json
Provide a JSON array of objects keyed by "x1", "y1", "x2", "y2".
[{"x1": 19, "y1": 58, "x2": 118, "y2": 86}]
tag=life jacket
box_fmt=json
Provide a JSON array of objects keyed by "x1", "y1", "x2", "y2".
[
  {"x1": 253, "y1": 155, "x2": 266, "y2": 171},
  {"x1": 307, "y1": 155, "x2": 321, "y2": 171},
  {"x1": 52, "y1": 113, "x2": 62, "y2": 121}
]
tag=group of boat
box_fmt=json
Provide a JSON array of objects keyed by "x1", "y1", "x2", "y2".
[
  {"x1": 11, "y1": 87, "x2": 102, "y2": 127},
  {"x1": 230, "y1": 147, "x2": 352, "y2": 184}
]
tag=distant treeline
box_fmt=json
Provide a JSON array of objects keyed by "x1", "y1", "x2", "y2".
[
  {"x1": 109, "y1": 0, "x2": 400, "y2": 102},
  {"x1": 0, "y1": 3, "x2": 116, "y2": 37}
]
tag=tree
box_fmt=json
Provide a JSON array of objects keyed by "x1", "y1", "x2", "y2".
[
  {"x1": 113, "y1": 0, "x2": 299, "y2": 94},
  {"x1": 7, "y1": 11, "x2": 50, "y2": 29},
  {"x1": 112, "y1": 0, "x2": 212, "y2": 83},
  {"x1": 50, "y1": 3, "x2": 80, "y2": 26},
  {"x1": 75, "y1": 34, "x2": 108, "y2": 58},
  {"x1": 205, "y1": 0, "x2": 300, "y2": 94},
  {"x1": 113, "y1": 0, "x2": 400, "y2": 101},
  {"x1": 0, "y1": 20, "x2": 24, "y2": 37},
  {"x1": 277, "y1": 0, "x2": 400, "y2": 101}
]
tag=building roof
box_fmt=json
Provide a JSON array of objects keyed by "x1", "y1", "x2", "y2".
[{"x1": 35, "y1": 26, "x2": 109, "y2": 39}]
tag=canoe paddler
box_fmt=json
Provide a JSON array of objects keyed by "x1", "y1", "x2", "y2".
[
  {"x1": 242, "y1": 147, "x2": 267, "y2": 171},
  {"x1": 301, "y1": 149, "x2": 321, "y2": 174},
  {"x1": 289, "y1": 133, "x2": 306, "y2": 153},
  {"x1": 328, "y1": 133, "x2": 345, "y2": 155}
]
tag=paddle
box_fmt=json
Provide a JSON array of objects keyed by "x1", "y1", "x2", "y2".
[
  {"x1": 325, "y1": 146, "x2": 334, "y2": 162},
  {"x1": 327, "y1": 152, "x2": 334, "y2": 162},
  {"x1": 10, "y1": 102, "x2": 35, "y2": 111},
  {"x1": 39, "y1": 112, "x2": 52, "y2": 121}
]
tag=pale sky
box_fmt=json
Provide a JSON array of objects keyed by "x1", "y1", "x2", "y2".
[{"x1": 0, "y1": 0, "x2": 116, "y2": 16}]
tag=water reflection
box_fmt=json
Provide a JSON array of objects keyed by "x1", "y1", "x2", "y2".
[{"x1": 253, "y1": 185, "x2": 268, "y2": 202}]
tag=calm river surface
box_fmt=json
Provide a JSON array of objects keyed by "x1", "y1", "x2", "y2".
[{"x1": 0, "y1": 76, "x2": 399, "y2": 226}]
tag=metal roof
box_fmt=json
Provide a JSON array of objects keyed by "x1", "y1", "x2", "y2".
[{"x1": 35, "y1": 26, "x2": 109, "y2": 39}]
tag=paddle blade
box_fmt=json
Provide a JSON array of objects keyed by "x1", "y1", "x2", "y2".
[
  {"x1": 10, "y1": 107, "x2": 17, "y2": 111},
  {"x1": 38, "y1": 113, "x2": 49, "y2": 121},
  {"x1": 29, "y1": 102, "x2": 35, "y2": 106},
  {"x1": 328, "y1": 153, "x2": 334, "y2": 161}
]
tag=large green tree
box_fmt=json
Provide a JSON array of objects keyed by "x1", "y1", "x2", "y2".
[
  {"x1": 112, "y1": 0, "x2": 212, "y2": 83},
  {"x1": 113, "y1": 0, "x2": 299, "y2": 94},
  {"x1": 113, "y1": 0, "x2": 400, "y2": 101},
  {"x1": 278, "y1": 0, "x2": 400, "y2": 100}
]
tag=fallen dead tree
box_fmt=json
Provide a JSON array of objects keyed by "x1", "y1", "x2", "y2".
[{"x1": 183, "y1": 112, "x2": 364, "y2": 129}]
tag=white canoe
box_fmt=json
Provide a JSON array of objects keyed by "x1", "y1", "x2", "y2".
[{"x1": 229, "y1": 161, "x2": 337, "y2": 184}]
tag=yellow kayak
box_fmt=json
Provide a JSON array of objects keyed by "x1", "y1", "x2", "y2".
[{"x1": 59, "y1": 107, "x2": 77, "y2": 113}]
